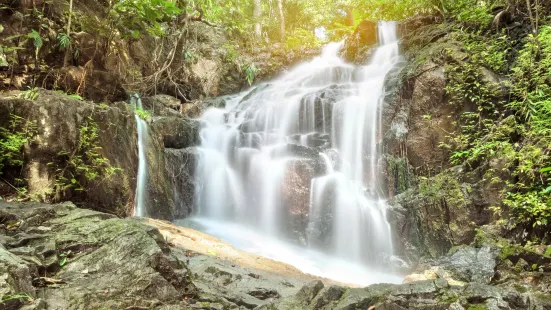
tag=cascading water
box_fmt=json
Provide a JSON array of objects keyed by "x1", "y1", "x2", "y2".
[
  {"x1": 183, "y1": 22, "x2": 402, "y2": 285},
  {"x1": 132, "y1": 94, "x2": 149, "y2": 217}
]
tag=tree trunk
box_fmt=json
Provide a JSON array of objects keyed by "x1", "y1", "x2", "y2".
[
  {"x1": 526, "y1": 0, "x2": 537, "y2": 35},
  {"x1": 253, "y1": 0, "x2": 261, "y2": 39},
  {"x1": 63, "y1": 0, "x2": 73, "y2": 67},
  {"x1": 345, "y1": 7, "x2": 355, "y2": 27},
  {"x1": 277, "y1": 0, "x2": 285, "y2": 42}
]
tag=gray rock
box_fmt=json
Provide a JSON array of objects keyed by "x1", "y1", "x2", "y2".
[
  {"x1": 164, "y1": 147, "x2": 200, "y2": 218},
  {"x1": 150, "y1": 116, "x2": 201, "y2": 149},
  {"x1": 434, "y1": 246, "x2": 499, "y2": 284}
]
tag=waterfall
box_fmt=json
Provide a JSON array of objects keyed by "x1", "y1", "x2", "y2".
[
  {"x1": 186, "y1": 22, "x2": 402, "y2": 285},
  {"x1": 132, "y1": 94, "x2": 149, "y2": 217}
]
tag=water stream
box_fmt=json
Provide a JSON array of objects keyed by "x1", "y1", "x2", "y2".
[
  {"x1": 186, "y1": 21, "x2": 402, "y2": 285},
  {"x1": 132, "y1": 94, "x2": 149, "y2": 217}
]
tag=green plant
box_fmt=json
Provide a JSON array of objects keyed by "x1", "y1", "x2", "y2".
[
  {"x1": 222, "y1": 44, "x2": 239, "y2": 63},
  {"x1": 53, "y1": 117, "x2": 121, "y2": 197},
  {"x1": 110, "y1": 0, "x2": 182, "y2": 38},
  {"x1": 26, "y1": 30, "x2": 42, "y2": 50},
  {"x1": 0, "y1": 115, "x2": 37, "y2": 175},
  {"x1": 57, "y1": 33, "x2": 71, "y2": 49},
  {"x1": 1, "y1": 293, "x2": 33, "y2": 303},
  {"x1": 133, "y1": 107, "x2": 150, "y2": 121},
  {"x1": 244, "y1": 63, "x2": 258, "y2": 86},
  {"x1": 184, "y1": 49, "x2": 199, "y2": 62},
  {"x1": 58, "y1": 250, "x2": 72, "y2": 266},
  {"x1": 504, "y1": 191, "x2": 551, "y2": 227},
  {"x1": 20, "y1": 87, "x2": 40, "y2": 101}
]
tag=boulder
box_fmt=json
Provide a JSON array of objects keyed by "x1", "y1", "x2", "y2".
[
  {"x1": 181, "y1": 96, "x2": 228, "y2": 118},
  {"x1": 0, "y1": 90, "x2": 175, "y2": 218},
  {"x1": 164, "y1": 147, "x2": 199, "y2": 218},
  {"x1": 0, "y1": 201, "x2": 314, "y2": 309},
  {"x1": 428, "y1": 245, "x2": 499, "y2": 284},
  {"x1": 150, "y1": 116, "x2": 201, "y2": 149},
  {"x1": 142, "y1": 94, "x2": 183, "y2": 117},
  {"x1": 41, "y1": 66, "x2": 127, "y2": 103},
  {"x1": 388, "y1": 167, "x2": 493, "y2": 261},
  {"x1": 0, "y1": 202, "x2": 196, "y2": 309}
]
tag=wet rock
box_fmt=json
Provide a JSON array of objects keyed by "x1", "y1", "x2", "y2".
[
  {"x1": 150, "y1": 116, "x2": 201, "y2": 149},
  {"x1": 181, "y1": 97, "x2": 228, "y2": 118},
  {"x1": 164, "y1": 147, "x2": 199, "y2": 219}
]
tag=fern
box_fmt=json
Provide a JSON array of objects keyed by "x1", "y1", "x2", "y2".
[
  {"x1": 57, "y1": 33, "x2": 71, "y2": 49},
  {"x1": 244, "y1": 63, "x2": 258, "y2": 86},
  {"x1": 27, "y1": 30, "x2": 42, "y2": 50}
]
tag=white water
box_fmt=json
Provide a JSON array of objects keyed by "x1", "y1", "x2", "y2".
[
  {"x1": 188, "y1": 22, "x2": 402, "y2": 284},
  {"x1": 177, "y1": 217, "x2": 403, "y2": 286},
  {"x1": 132, "y1": 94, "x2": 149, "y2": 217}
]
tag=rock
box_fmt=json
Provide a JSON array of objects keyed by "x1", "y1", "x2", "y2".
[
  {"x1": 142, "y1": 95, "x2": 183, "y2": 117},
  {"x1": 0, "y1": 247, "x2": 35, "y2": 299},
  {"x1": 0, "y1": 201, "x2": 197, "y2": 309},
  {"x1": 0, "y1": 90, "x2": 176, "y2": 219},
  {"x1": 388, "y1": 167, "x2": 493, "y2": 261},
  {"x1": 405, "y1": 64, "x2": 453, "y2": 172},
  {"x1": 415, "y1": 245, "x2": 499, "y2": 285},
  {"x1": 181, "y1": 97, "x2": 227, "y2": 118},
  {"x1": 343, "y1": 20, "x2": 379, "y2": 63},
  {"x1": 41, "y1": 66, "x2": 128, "y2": 103},
  {"x1": 150, "y1": 116, "x2": 201, "y2": 149},
  {"x1": 72, "y1": 32, "x2": 98, "y2": 67},
  {"x1": 164, "y1": 147, "x2": 199, "y2": 219}
]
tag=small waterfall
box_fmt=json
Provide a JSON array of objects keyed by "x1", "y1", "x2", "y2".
[
  {"x1": 188, "y1": 22, "x2": 402, "y2": 285},
  {"x1": 132, "y1": 94, "x2": 149, "y2": 217}
]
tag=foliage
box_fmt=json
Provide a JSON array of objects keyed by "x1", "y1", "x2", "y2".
[
  {"x1": 285, "y1": 28, "x2": 323, "y2": 50},
  {"x1": 134, "y1": 107, "x2": 151, "y2": 121},
  {"x1": 26, "y1": 30, "x2": 42, "y2": 50},
  {"x1": 57, "y1": 33, "x2": 71, "y2": 49},
  {"x1": 53, "y1": 117, "x2": 120, "y2": 197},
  {"x1": 59, "y1": 250, "x2": 72, "y2": 267},
  {"x1": 0, "y1": 115, "x2": 37, "y2": 175},
  {"x1": 222, "y1": 44, "x2": 239, "y2": 63},
  {"x1": 440, "y1": 23, "x2": 551, "y2": 231},
  {"x1": 20, "y1": 87, "x2": 40, "y2": 101},
  {"x1": 419, "y1": 171, "x2": 469, "y2": 208},
  {"x1": 244, "y1": 63, "x2": 258, "y2": 86},
  {"x1": 1, "y1": 293, "x2": 33, "y2": 303},
  {"x1": 504, "y1": 191, "x2": 551, "y2": 227},
  {"x1": 110, "y1": 0, "x2": 182, "y2": 38}
]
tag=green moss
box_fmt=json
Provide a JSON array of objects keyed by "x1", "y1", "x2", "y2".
[
  {"x1": 386, "y1": 156, "x2": 413, "y2": 194},
  {"x1": 467, "y1": 305, "x2": 487, "y2": 310},
  {"x1": 419, "y1": 171, "x2": 468, "y2": 209}
]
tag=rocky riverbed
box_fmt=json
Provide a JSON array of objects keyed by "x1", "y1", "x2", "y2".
[{"x1": 1, "y1": 201, "x2": 550, "y2": 309}]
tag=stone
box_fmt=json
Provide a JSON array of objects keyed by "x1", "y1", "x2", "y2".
[
  {"x1": 164, "y1": 147, "x2": 200, "y2": 219},
  {"x1": 0, "y1": 89, "x2": 177, "y2": 220},
  {"x1": 432, "y1": 246, "x2": 499, "y2": 284},
  {"x1": 150, "y1": 116, "x2": 201, "y2": 149},
  {"x1": 343, "y1": 20, "x2": 379, "y2": 63},
  {"x1": 142, "y1": 94, "x2": 183, "y2": 117},
  {"x1": 42, "y1": 66, "x2": 128, "y2": 103}
]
